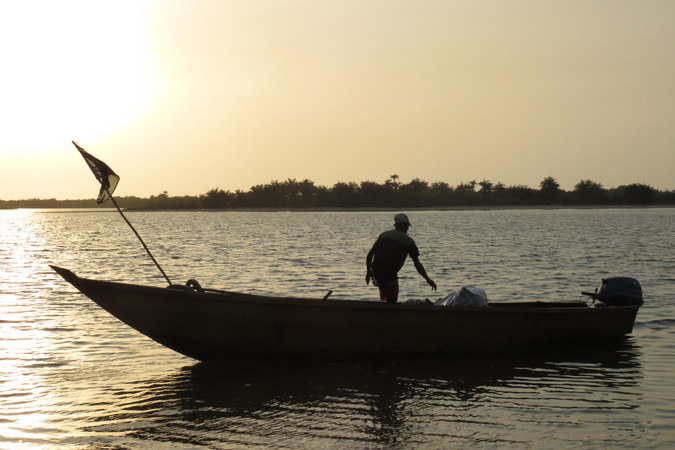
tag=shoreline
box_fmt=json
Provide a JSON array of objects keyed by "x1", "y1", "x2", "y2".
[
  {"x1": 3, "y1": 204, "x2": 673, "y2": 213},
  {"x1": 131, "y1": 204, "x2": 675, "y2": 212}
]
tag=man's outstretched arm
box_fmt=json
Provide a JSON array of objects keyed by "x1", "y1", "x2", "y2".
[{"x1": 412, "y1": 255, "x2": 437, "y2": 291}]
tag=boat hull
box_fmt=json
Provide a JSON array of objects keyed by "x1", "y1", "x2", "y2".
[{"x1": 51, "y1": 266, "x2": 639, "y2": 361}]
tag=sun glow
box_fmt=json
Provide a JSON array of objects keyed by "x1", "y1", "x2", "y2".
[{"x1": 0, "y1": 1, "x2": 156, "y2": 154}]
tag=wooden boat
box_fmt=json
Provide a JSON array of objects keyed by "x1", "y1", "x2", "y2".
[{"x1": 50, "y1": 265, "x2": 640, "y2": 362}]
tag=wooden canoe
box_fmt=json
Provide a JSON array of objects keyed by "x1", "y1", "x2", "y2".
[{"x1": 50, "y1": 265, "x2": 639, "y2": 362}]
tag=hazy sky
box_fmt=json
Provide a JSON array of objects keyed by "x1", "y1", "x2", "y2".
[{"x1": 1, "y1": 0, "x2": 673, "y2": 200}]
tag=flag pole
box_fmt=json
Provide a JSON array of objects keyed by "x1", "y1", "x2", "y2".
[
  {"x1": 107, "y1": 192, "x2": 173, "y2": 286},
  {"x1": 72, "y1": 141, "x2": 173, "y2": 286}
]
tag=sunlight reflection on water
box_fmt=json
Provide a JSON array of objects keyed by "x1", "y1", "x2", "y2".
[{"x1": 1, "y1": 208, "x2": 674, "y2": 448}]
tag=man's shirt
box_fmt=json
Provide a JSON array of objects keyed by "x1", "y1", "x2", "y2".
[{"x1": 370, "y1": 229, "x2": 419, "y2": 282}]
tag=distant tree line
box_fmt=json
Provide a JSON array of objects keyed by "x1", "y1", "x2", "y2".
[{"x1": 2, "y1": 175, "x2": 674, "y2": 210}]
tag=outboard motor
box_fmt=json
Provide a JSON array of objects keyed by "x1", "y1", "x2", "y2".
[{"x1": 583, "y1": 277, "x2": 643, "y2": 307}]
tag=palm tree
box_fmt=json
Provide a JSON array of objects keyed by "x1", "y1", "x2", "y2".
[
  {"x1": 386, "y1": 174, "x2": 401, "y2": 193},
  {"x1": 478, "y1": 179, "x2": 493, "y2": 194},
  {"x1": 573, "y1": 179, "x2": 605, "y2": 204},
  {"x1": 539, "y1": 176, "x2": 560, "y2": 193},
  {"x1": 539, "y1": 176, "x2": 561, "y2": 203}
]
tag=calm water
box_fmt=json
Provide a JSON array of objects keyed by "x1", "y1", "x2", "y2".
[{"x1": 1, "y1": 208, "x2": 674, "y2": 448}]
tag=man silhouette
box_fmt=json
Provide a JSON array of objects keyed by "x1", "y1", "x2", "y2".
[{"x1": 366, "y1": 213, "x2": 437, "y2": 303}]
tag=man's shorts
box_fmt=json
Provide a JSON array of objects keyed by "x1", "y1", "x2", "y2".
[{"x1": 373, "y1": 277, "x2": 399, "y2": 304}]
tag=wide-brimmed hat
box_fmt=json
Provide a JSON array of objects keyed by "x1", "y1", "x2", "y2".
[{"x1": 394, "y1": 213, "x2": 411, "y2": 226}]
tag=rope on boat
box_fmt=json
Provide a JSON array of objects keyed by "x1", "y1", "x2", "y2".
[{"x1": 186, "y1": 279, "x2": 204, "y2": 292}]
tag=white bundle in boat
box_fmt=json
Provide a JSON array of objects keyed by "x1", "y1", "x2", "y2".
[{"x1": 435, "y1": 286, "x2": 488, "y2": 307}]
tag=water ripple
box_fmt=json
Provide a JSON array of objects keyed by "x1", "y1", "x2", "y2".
[{"x1": 1, "y1": 208, "x2": 674, "y2": 448}]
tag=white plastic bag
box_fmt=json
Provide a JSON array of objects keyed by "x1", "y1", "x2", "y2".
[{"x1": 435, "y1": 286, "x2": 488, "y2": 307}]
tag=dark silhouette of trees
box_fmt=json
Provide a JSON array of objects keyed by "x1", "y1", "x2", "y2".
[
  {"x1": 501, "y1": 185, "x2": 536, "y2": 205},
  {"x1": 539, "y1": 176, "x2": 560, "y2": 191},
  {"x1": 539, "y1": 176, "x2": 561, "y2": 203},
  {"x1": 330, "y1": 182, "x2": 360, "y2": 207},
  {"x1": 387, "y1": 174, "x2": 400, "y2": 193},
  {"x1": 478, "y1": 180, "x2": 495, "y2": 205},
  {"x1": 359, "y1": 181, "x2": 384, "y2": 206},
  {"x1": 478, "y1": 179, "x2": 493, "y2": 194},
  {"x1": 612, "y1": 183, "x2": 657, "y2": 204},
  {"x1": 399, "y1": 178, "x2": 431, "y2": 206},
  {"x1": 201, "y1": 188, "x2": 232, "y2": 208},
  {"x1": 2, "y1": 176, "x2": 674, "y2": 210},
  {"x1": 296, "y1": 179, "x2": 324, "y2": 207},
  {"x1": 573, "y1": 180, "x2": 605, "y2": 204},
  {"x1": 429, "y1": 182, "x2": 453, "y2": 205}
]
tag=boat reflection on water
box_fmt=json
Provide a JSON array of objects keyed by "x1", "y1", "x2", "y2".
[{"x1": 75, "y1": 339, "x2": 645, "y2": 448}]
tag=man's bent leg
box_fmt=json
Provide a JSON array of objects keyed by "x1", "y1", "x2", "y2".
[{"x1": 375, "y1": 278, "x2": 399, "y2": 303}]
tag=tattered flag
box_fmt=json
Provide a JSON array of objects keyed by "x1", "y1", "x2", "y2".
[{"x1": 72, "y1": 141, "x2": 120, "y2": 204}]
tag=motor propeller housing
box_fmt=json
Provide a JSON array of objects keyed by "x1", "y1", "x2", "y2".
[{"x1": 583, "y1": 277, "x2": 643, "y2": 307}]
